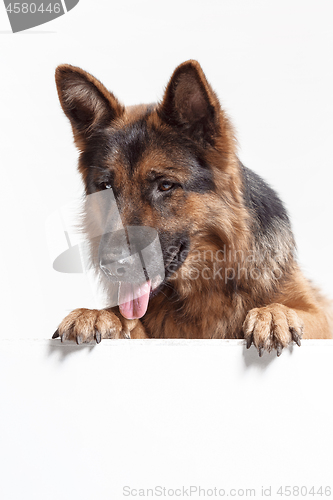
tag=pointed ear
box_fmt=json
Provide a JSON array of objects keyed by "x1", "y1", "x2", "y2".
[
  {"x1": 158, "y1": 60, "x2": 221, "y2": 145},
  {"x1": 55, "y1": 64, "x2": 124, "y2": 141}
]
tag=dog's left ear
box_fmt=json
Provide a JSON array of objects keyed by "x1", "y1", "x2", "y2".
[
  {"x1": 158, "y1": 60, "x2": 221, "y2": 145},
  {"x1": 55, "y1": 64, "x2": 124, "y2": 144}
]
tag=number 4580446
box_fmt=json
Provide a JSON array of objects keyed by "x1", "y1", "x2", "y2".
[{"x1": 6, "y1": 3, "x2": 61, "y2": 14}]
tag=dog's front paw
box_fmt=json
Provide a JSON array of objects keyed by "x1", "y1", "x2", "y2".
[
  {"x1": 243, "y1": 303, "x2": 303, "y2": 356},
  {"x1": 53, "y1": 308, "x2": 123, "y2": 344}
]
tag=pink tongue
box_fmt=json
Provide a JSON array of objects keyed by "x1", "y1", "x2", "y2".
[{"x1": 118, "y1": 281, "x2": 151, "y2": 319}]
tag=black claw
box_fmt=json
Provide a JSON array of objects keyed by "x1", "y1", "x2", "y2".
[
  {"x1": 259, "y1": 346, "x2": 264, "y2": 357},
  {"x1": 290, "y1": 327, "x2": 301, "y2": 347},
  {"x1": 76, "y1": 335, "x2": 83, "y2": 345},
  {"x1": 95, "y1": 330, "x2": 101, "y2": 344},
  {"x1": 276, "y1": 344, "x2": 283, "y2": 357},
  {"x1": 52, "y1": 329, "x2": 60, "y2": 339},
  {"x1": 246, "y1": 335, "x2": 253, "y2": 349}
]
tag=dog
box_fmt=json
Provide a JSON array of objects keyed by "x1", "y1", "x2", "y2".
[{"x1": 53, "y1": 60, "x2": 332, "y2": 355}]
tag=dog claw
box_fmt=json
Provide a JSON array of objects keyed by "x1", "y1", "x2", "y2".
[
  {"x1": 76, "y1": 335, "x2": 83, "y2": 345},
  {"x1": 95, "y1": 330, "x2": 101, "y2": 344},
  {"x1": 276, "y1": 344, "x2": 283, "y2": 357},
  {"x1": 61, "y1": 333, "x2": 66, "y2": 342},
  {"x1": 52, "y1": 329, "x2": 60, "y2": 339},
  {"x1": 258, "y1": 346, "x2": 264, "y2": 357},
  {"x1": 290, "y1": 327, "x2": 301, "y2": 346},
  {"x1": 246, "y1": 336, "x2": 253, "y2": 349}
]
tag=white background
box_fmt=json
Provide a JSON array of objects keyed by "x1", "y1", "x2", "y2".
[{"x1": 0, "y1": 1, "x2": 333, "y2": 499}]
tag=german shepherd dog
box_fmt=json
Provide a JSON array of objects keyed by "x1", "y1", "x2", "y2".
[{"x1": 53, "y1": 60, "x2": 332, "y2": 355}]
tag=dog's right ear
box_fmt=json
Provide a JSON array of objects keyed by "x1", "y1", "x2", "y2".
[
  {"x1": 158, "y1": 60, "x2": 222, "y2": 146},
  {"x1": 55, "y1": 65, "x2": 124, "y2": 141}
]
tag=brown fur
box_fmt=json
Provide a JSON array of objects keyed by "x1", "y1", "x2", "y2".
[{"x1": 54, "y1": 60, "x2": 332, "y2": 355}]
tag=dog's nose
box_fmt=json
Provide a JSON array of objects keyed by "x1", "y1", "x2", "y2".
[
  {"x1": 100, "y1": 263, "x2": 126, "y2": 279},
  {"x1": 98, "y1": 226, "x2": 165, "y2": 285},
  {"x1": 116, "y1": 266, "x2": 126, "y2": 276},
  {"x1": 100, "y1": 251, "x2": 146, "y2": 283}
]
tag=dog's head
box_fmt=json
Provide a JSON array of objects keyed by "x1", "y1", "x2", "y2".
[{"x1": 55, "y1": 61, "x2": 246, "y2": 317}]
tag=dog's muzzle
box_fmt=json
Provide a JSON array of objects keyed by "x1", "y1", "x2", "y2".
[{"x1": 98, "y1": 226, "x2": 165, "y2": 286}]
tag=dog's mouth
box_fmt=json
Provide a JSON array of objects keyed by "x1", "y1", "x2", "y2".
[
  {"x1": 100, "y1": 235, "x2": 190, "y2": 320},
  {"x1": 148, "y1": 239, "x2": 190, "y2": 299},
  {"x1": 118, "y1": 280, "x2": 152, "y2": 320},
  {"x1": 164, "y1": 240, "x2": 189, "y2": 277},
  {"x1": 116, "y1": 240, "x2": 190, "y2": 319}
]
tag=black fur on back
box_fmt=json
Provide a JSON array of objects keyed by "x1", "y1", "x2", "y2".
[{"x1": 240, "y1": 162, "x2": 292, "y2": 236}]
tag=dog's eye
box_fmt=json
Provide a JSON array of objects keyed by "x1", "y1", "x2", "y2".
[{"x1": 158, "y1": 181, "x2": 175, "y2": 192}]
